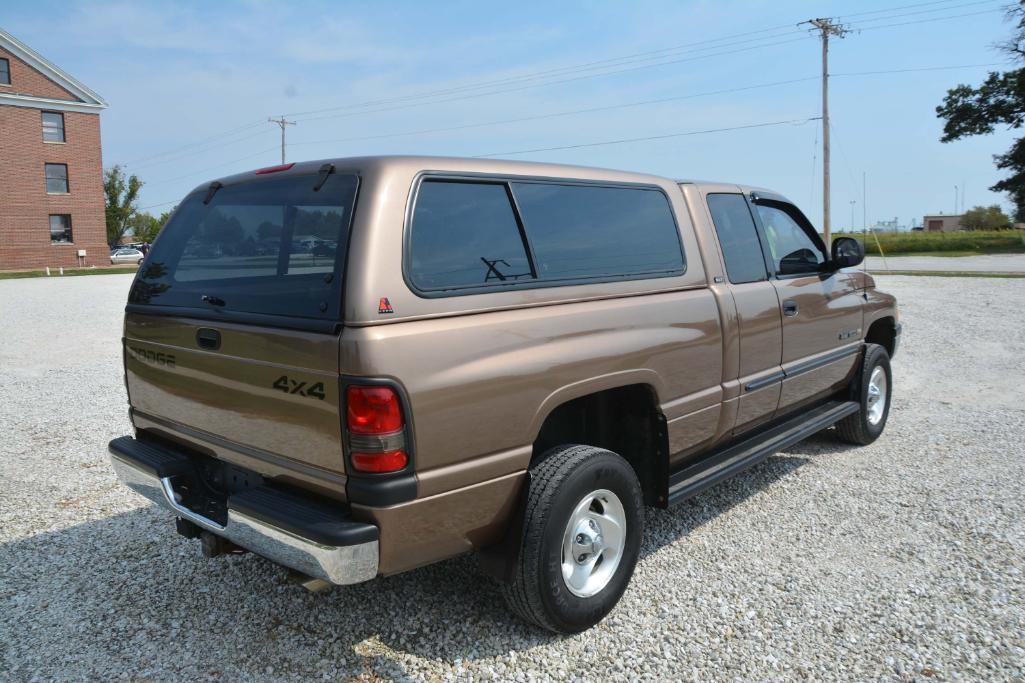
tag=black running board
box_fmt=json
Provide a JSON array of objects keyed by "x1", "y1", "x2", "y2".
[{"x1": 666, "y1": 400, "x2": 858, "y2": 507}]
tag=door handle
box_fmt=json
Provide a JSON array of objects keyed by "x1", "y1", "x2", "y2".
[
  {"x1": 196, "y1": 328, "x2": 221, "y2": 350},
  {"x1": 782, "y1": 300, "x2": 799, "y2": 317}
]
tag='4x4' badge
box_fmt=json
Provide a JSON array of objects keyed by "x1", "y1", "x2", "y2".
[
  {"x1": 378, "y1": 297, "x2": 394, "y2": 314},
  {"x1": 273, "y1": 375, "x2": 326, "y2": 400}
]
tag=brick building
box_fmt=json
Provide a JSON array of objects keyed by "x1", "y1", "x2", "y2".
[{"x1": 0, "y1": 28, "x2": 108, "y2": 270}]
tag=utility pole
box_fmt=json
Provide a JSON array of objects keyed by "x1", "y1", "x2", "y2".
[
  {"x1": 803, "y1": 18, "x2": 849, "y2": 247},
  {"x1": 850, "y1": 200, "x2": 857, "y2": 231},
  {"x1": 268, "y1": 116, "x2": 296, "y2": 164},
  {"x1": 862, "y1": 171, "x2": 867, "y2": 229}
]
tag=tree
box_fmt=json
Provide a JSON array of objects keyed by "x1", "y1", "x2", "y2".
[
  {"x1": 959, "y1": 204, "x2": 1012, "y2": 230},
  {"x1": 126, "y1": 208, "x2": 174, "y2": 244},
  {"x1": 937, "y1": 2, "x2": 1025, "y2": 221},
  {"x1": 127, "y1": 212, "x2": 161, "y2": 243},
  {"x1": 104, "y1": 165, "x2": 143, "y2": 247}
]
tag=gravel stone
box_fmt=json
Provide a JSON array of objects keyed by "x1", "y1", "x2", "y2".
[{"x1": 1, "y1": 273, "x2": 1023, "y2": 681}]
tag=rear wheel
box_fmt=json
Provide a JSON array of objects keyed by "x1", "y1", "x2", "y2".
[
  {"x1": 835, "y1": 343, "x2": 892, "y2": 445},
  {"x1": 502, "y1": 444, "x2": 643, "y2": 633}
]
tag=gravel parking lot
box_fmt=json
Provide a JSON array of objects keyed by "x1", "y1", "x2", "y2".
[{"x1": 1, "y1": 274, "x2": 1023, "y2": 681}]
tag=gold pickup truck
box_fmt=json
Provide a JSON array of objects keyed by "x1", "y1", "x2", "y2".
[{"x1": 109, "y1": 156, "x2": 900, "y2": 633}]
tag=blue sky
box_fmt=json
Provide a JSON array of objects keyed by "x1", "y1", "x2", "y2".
[{"x1": 4, "y1": 0, "x2": 1018, "y2": 228}]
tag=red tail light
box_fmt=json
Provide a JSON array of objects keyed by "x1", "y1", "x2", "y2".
[
  {"x1": 351, "y1": 449, "x2": 408, "y2": 473},
  {"x1": 346, "y1": 385, "x2": 408, "y2": 473},
  {"x1": 347, "y1": 386, "x2": 403, "y2": 434}
]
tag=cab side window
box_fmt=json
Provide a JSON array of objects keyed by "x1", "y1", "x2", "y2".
[
  {"x1": 706, "y1": 193, "x2": 767, "y2": 284},
  {"x1": 409, "y1": 180, "x2": 535, "y2": 290},
  {"x1": 756, "y1": 203, "x2": 825, "y2": 275}
]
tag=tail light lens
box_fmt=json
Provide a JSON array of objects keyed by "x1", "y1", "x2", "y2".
[
  {"x1": 347, "y1": 386, "x2": 403, "y2": 434},
  {"x1": 351, "y1": 450, "x2": 408, "y2": 473},
  {"x1": 346, "y1": 385, "x2": 408, "y2": 473}
]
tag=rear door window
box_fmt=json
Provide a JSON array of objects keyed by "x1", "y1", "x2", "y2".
[
  {"x1": 129, "y1": 172, "x2": 358, "y2": 320},
  {"x1": 408, "y1": 180, "x2": 534, "y2": 290},
  {"x1": 706, "y1": 193, "x2": 768, "y2": 284},
  {"x1": 511, "y1": 182, "x2": 684, "y2": 280}
]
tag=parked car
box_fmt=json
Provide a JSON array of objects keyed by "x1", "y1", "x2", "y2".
[
  {"x1": 110, "y1": 247, "x2": 144, "y2": 265},
  {"x1": 109, "y1": 157, "x2": 900, "y2": 633}
]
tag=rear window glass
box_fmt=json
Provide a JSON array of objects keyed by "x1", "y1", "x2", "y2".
[
  {"x1": 409, "y1": 180, "x2": 534, "y2": 290},
  {"x1": 706, "y1": 193, "x2": 767, "y2": 284},
  {"x1": 510, "y1": 183, "x2": 684, "y2": 280},
  {"x1": 129, "y1": 172, "x2": 358, "y2": 319}
]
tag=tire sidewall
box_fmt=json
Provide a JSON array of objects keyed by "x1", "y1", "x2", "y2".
[
  {"x1": 860, "y1": 345, "x2": 892, "y2": 439},
  {"x1": 536, "y1": 452, "x2": 643, "y2": 633}
]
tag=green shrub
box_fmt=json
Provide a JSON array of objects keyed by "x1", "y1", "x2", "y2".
[{"x1": 845, "y1": 230, "x2": 1025, "y2": 256}]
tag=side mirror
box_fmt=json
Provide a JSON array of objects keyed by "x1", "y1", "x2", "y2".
[{"x1": 831, "y1": 237, "x2": 865, "y2": 269}]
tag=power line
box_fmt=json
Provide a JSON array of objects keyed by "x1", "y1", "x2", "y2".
[
  {"x1": 833, "y1": 62, "x2": 1002, "y2": 76},
  {"x1": 126, "y1": 127, "x2": 272, "y2": 171},
  {"x1": 844, "y1": 0, "x2": 1004, "y2": 24},
  {"x1": 148, "y1": 145, "x2": 280, "y2": 186},
  {"x1": 474, "y1": 117, "x2": 819, "y2": 158},
  {"x1": 840, "y1": 0, "x2": 998, "y2": 17},
  {"x1": 290, "y1": 76, "x2": 822, "y2": 147},
  {"x1": 283, "y1": 62, "x2": 1001, "y2": 149},
  {"x1": 283, "y1": 0, "x2": 1000, "y2": 122},
  {"x1": 138, "y1": 119, "x2": 820, "y2": 207},
  {"x1": 285, "y1": 1, "x2": 999, "y2": 123},
  {"x1": 281, "y1": 27, "x2": 805, "y2": 119},
  {"x1": 291, "y1": 36, "x2": 809, "y2": 124},
  {"x1": 137, "y1": 199, "x2": 181, "y2": 212},
  {"x1": 140, "y1": 61, "x2": 1001, "y2": 191},
  {"x1": 853, "y1": 5, "x2": 1008, "y2": 31},
  {"x1": 120, "y1": 120, "x2": 266, "y2": 168},
  {"x1": 117, "y1": 32, "x2": 808, "y2": 174},
  {"x1": 116, "y1": 0, "x2": 1004, "y2": 170}
]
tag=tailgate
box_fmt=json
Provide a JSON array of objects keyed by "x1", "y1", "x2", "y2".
[
  {"x1": 120, "y1": 167, "x2": 359, "y2": 499},
  {"x1": 125, "y1": 312, "x2": 346, "y2": 495}
]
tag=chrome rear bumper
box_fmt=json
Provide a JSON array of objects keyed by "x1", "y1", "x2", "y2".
[{"x1": 109, "y1": 437, "x2": 378, "y2": 585}]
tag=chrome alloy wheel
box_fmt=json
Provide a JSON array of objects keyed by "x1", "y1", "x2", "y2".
[
  {"x1": 561, "y1": 488, "x2": 626, "y2": 598},
  {"x1": 867, "y1": 365, "x2": 888, "y2": 425}
]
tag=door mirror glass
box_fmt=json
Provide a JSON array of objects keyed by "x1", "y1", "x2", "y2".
[{"x1": 831, "y1": 237, "x2": 865, "y2": 269}]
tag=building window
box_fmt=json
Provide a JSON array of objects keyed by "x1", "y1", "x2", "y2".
[
  {"x1": 49, "y1": 215, "x2": 73, "y2": 243},
  {"x1": 42, "y1": 112, "x2": 65, "y2": 142},
  {"x1": 45, "y1": 163, "x2": 69, "y2": 193},
  {"x1": 0, "y1": 58, "x2": 10, "y2": 85}
]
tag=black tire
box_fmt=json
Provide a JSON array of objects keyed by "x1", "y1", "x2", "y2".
[
  {"x1": 502, "y1": 444, "x2": 643, "y2": 633},
  {"x1": 835, "y1": 343, "x2": 892, "y2": 445}
]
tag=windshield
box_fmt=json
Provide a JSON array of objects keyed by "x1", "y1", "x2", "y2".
[{"x1": 129, "y1": 172, "x2": 358, "y2": 320}]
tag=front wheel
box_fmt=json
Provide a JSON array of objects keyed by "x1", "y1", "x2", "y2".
[
  {"x1": 501, "y1": 444, "x2": 643, "y2": 633},
  {"x1": 835, "y1": 343, "x2": 892, "y2": 445}
]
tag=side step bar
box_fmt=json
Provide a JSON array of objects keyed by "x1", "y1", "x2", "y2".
[{"x1": 667, "y1": 400, "x2": 859, "y2": 507}]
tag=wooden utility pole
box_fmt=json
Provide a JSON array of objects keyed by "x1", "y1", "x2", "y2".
[
  {"x1": 803, "y1": 18, "x2": 849, "y2": 247},
  {"x1": 268, "y1": 116, "x2": 296, "y2": 164}
]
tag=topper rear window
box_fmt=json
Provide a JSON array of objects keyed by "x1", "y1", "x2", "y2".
[{"x1": 129, "y1": 172, "x2": 358, "y2": 321}]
